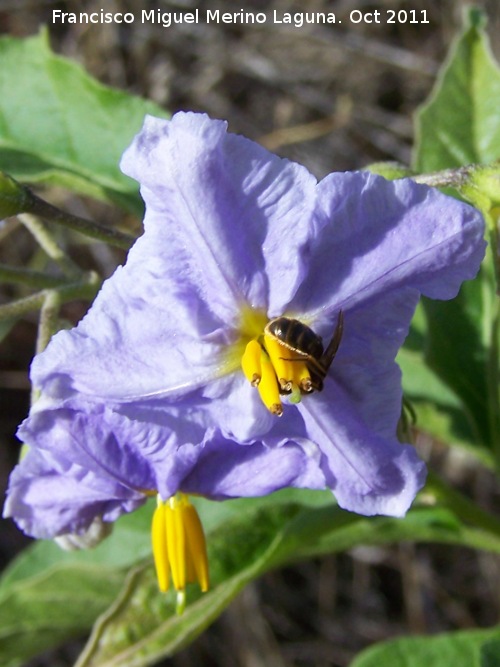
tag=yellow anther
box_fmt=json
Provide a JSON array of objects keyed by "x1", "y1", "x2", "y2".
[
  {"x1": 263, "y1": 334, "x2": 295, "y2": 391},
  {"x1": 166, "y1": 497, "x2": 186, "y2": 592},
  {"x1": 151, "y1": 493, "x2": 209, "y2": 613},
  {"x1": 293, "y1": 361, "x2": 313, "y2": 394},
  {"x1": 183, "y1": 503, "x2": 210, "y2": 592},
  {"x1": 263, "y1": 333, "x2": 311, "y2": 399},
  {"x1": 241, "y1": 339, "x2": 262, "y2": 386},
  {"x1": 257, "y1": 347, "x2": 283, "y2": 416},
  {"x1": 240, "y1": 311, "x2": 343, "y2": 413},
  {"x1": 241, "y1": 320, "x2": 319, "y2": 415},
  {"x1": 151, "y1": 497, "x2": 169, "y2": 592},
  {"x1": 241, "y1": 333, "x2": 312, "y2": 414}
]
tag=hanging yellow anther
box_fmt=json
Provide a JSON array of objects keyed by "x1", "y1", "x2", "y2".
[
  {"x1": 166, "y1": 497, "x2": 186, "y2": 592},
  {"x1": 151, "y1": 498, "x2": 169, "y2": 592},
  {"x1": 151, "y1": 493, "x2": 209, "y2": 614},
  {"x1": 183, "y1": 503, "x2": 210, "y2": 592}
]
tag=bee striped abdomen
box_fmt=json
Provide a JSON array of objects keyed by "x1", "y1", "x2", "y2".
[
  {"x1": 265, "y1": 318, "x2": 324, "y2": 358},
  {"x1": 264, "y1": 312, "x2": 344, "y2": 393}
]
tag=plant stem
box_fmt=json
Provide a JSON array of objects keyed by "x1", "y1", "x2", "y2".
[
  {"x1": 30, "y1": 289, "x2": 63, "y2": 404},
  {"x1": 0, "y1": 271, "x2": 101, "y2": 321},
  {"x1": 0, "y1": 263, "x2": 68, "y2": 289},
  {"x1": 488, "y1": 294, "x2": 500, "y2": 471},
  {"x1": 26, "y1": 189, "x2": 136, "y2": 250},
  {"x1": 36, "y1": 290, "x2": 62, "y2": 355},
  {"x1": 19, "y1": 213, "x2": 82, "y2": 279},
  {"x1": 412, "y1": 166, "x2": 473, "y2": 189}
]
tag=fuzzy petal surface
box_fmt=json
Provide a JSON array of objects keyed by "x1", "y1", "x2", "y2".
[
  {"x1": 3, "y1": 447, "x2": 145, "y2": 539},
  {"x1": 292, "y1": 171, "x2": 486, "y2": 320},
  {"x1": 182, "y1": 432, "x2": 326, "y2": 499},
  {"x1": 4, "y1": 400, "x2": 326, "y2": 538},
  {"x1": 298, "y1": 381, "x2": 427, "y2": 516},
  {"x1": 32, "y1": 113, "x2": 317, "y2": 402}
]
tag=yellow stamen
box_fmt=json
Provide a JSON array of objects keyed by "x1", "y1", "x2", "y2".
[
  {"x1": 263, "y1": 334, "x2": 296, "y2": 392},
  {"x1": 257, "y1": 346, "x2": 283, "y2": 416},
  {"x1": 151, "y1": 493, "x2": 209, "y2": 613},
  {"x1": 241, "y1": 338, "x2": 283, "y2": 415},
  {"x1": 152, "y1": 497, "x2": 169, "y2": 592},
  {"x1": 167, "y1": 498, "x2": 186, "y2": 591},
  {"x1": 183, "y1": 503, "x2": 210, "y2": 591},
  {"x1": 239, "y1": 311, "x2": 317, "y2": 415},
  {"x1": 241, "y1": 339, "x2": 262, "y2": 386},
  {"x1": 293, "y1": 361, "x2": 313, "y2": 394}
]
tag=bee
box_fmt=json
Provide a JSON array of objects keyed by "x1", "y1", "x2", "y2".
[{"x1": 264, "y1": 310, "x2": 344, "y2": 392}]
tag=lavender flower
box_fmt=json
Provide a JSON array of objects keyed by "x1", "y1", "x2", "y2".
[{"x1": 4, "y1": 113, "x2": 485, "y2": 600}]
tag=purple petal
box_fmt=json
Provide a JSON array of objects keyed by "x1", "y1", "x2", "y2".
[
  {"x1": 31, "y1": 112, "x2": 317, "y2": 402},
  {"x1": 203, "y1": 374, "x2": 277, "y2": 442},
  {"x1": 181, "y1": 431, "x2": 326, "y2": 499},
  {"x1": 298, "y1": 381, "x2": 427, "y2": 517},
  {"x1": 30, "y1": 240, "x2": 229, "y2": 401},
  {"x1": 19, "y1": 401, "x2": 213, "y2": 501},
  {"x1": 331, "y1": 287, "x2": 420, "y2": 439},
  {"x1": 121, "y1": 113, "x2": 318, "y2": 318},
  {"x1": 3, "y1": 448, "x2": 145, "y2": 539},
  {"x1": 292, "y1": 171, "x2": 485, "y2": 320}
]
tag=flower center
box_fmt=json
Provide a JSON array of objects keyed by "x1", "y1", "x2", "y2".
[
  {"x1": 240, "y1": 309, "x2": 344, "y2": 415},
  {"x1": 151, "y1": 493, "x2": 209, "y2": 614}
]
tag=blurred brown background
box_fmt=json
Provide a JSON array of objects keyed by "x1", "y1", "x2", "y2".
[{"x1": 1, "y1": 1, "x2": 500, "y2": 665}]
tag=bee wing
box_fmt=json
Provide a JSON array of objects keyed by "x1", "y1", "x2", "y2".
[{"x1": 320, "y1": 310, "x2": 344, "y2": 370}]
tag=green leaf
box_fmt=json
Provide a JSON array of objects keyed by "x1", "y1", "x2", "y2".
[
  {"x1": 75, "y1": 496, "x2": 500, "y2": 667},
  {"x1": 0, "y1": 30, "x2": 168, "y2": 214},
  {"x1": 350, "y1": 627, "x2": 500, "y2": 667},
  {"x1": 421, "y1": 254, "x2": 499, "y2": 455},
  {"x1": 414, "y1": 8, "x2": 500, "y2": 172},
  {"x1": 4, "y1": 490, "x2": 500, "y2": 667},
  {"x1": 0, "y1": 563, "x2": 125, "y2": 667},
  {"x1": 397, "y1": 345, "x2": 493, "y2": 466},
  {"x1": 0, "y1": 503, "x2": 154, "y2": 592},
  {"x1": 412, "y1": 7, "x2": 500, "y2": 462},
  {"x1": 480, "y1": 638, "x2": 500, "y2": 667},
  {"x1": 396, "y1": 304, "x2": 493, "y2": 466},
  {"x1": 0, "y1": 504, "x2": 154, "y2": 667}
]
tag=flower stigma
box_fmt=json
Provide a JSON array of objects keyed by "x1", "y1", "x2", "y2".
[{"x1": 151, "y1": 493, "x2": 209, "y2": 615}]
